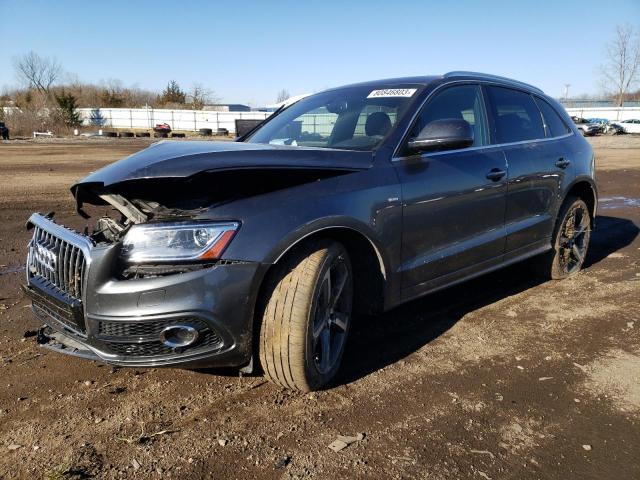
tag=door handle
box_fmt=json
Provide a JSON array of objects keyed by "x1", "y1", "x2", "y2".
[
  {"x1": 556, "y1": 158, "x2": 571, "y2": 169},
  {"x1": 486, "y1": 168, "x2": 506, "y2": 181}
]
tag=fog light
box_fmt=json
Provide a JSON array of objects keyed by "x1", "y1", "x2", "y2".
[{"x1": 159, "y1": 325, "x2": 199, "y2": 348}]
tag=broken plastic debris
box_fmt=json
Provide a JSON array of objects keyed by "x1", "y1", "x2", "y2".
[{"x1": 328, "y1": 433, "x2": 365, "y2": 452}]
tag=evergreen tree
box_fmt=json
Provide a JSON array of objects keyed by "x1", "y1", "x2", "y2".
[
  {"x1": 159, "y1": 80, "x2": 186, "y2": 105},
  {"x1": 55, "y1": 90, "x2": 82, "y2": 126}
]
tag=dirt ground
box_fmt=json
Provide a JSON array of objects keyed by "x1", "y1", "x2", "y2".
[{"x1": 0, "y1": 136, "x2": 638, "y2": 479}]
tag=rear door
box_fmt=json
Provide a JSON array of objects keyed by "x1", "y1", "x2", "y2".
[
  {"x1": 484, "y1": 86, "x2": 573, "y2": 255},
  {"x1": 394, "y1": 84, "x2": 508, "y2": 291}
]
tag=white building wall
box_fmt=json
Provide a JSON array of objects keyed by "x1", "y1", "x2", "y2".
[
  {"x1": 77, "y1": 107, "x2": 271, "y2": 134},
  {"x1": 563, "y1": 106, "x2": 640, "y2": 121}
]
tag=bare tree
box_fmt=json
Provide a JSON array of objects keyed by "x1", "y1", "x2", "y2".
[
  {"x1": 188, "y1": 83, "x2": 215, "y2": 109},
  {"x1": 601, "y1": 24, "x2": 640, "y2": 106},
  {"x1": 276, "y1": 89, "x2": 290, "y2": 103},
  {"x1": 13, "y1": 51, "x2": 63, "y2": 94}
]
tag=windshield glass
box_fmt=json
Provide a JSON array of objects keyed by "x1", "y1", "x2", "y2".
[{"x1": 246, "y1": 85, "x2": 421, "y2": 151}]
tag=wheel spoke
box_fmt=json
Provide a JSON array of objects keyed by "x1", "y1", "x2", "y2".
[
  {"x1": 331, "y1": 312, "x2": 349, "y2": 333},
  {"x1": 576, "y1": 216, "x2": 589, "y2": 235},
  {"x1": 571, "y1": 244, "x2": 584, "y2": 264},
  {"x1": 330, "y1": 264, "x2": 348, "y2": 308},
  {"x1": 319, "y1": 329, "x2": 331, "y2": 372},
  {"x1": 313, "y1": 317, "x2": 326, "y2": 339},
  {"x1": 322, "y1": 272, "x2": 332, "y2": 310}
]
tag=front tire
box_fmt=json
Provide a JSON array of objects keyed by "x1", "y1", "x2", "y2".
[
  {"x1": 535, "y1": 197, "x2": 591, "y2": 279},
  {"x1": 258, "y1": 240, "x2": 353, "y2": 391}
]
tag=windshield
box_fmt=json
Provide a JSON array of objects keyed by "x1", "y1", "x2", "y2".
[{"x1": 246, "y1": 85, "x2": 421, "y2": 151}]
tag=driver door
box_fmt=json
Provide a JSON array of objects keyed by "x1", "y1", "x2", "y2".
[{"x1": 394, "y1": 84, "x2": 508, "y2": 293}]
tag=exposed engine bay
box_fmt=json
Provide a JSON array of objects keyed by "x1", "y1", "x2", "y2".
[{"x1": 72, "y1": 168, "x2": 358, "y2": 245}]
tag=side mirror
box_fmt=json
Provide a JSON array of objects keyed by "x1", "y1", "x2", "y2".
[{"x1": 407, "y1": 118, "x2": 474, "y2": 153}]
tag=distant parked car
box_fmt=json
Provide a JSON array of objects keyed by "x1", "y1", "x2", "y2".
[
  {"x1": 613, "y1": 119, "x2": 640, "y2": 134},
  {"x1": 0, "y1": 121, "x2": 9, "y2": 140},
  {"x1": 605, "y1": 121, "x2": 625, "y2": 135},
  {"x1": 586, "y1": 118, "x2": 607, "y2": 133},
  {"x1": 571, "y1": 116, "x2": 600, "y2": 136},
  {"x1": 587, "y1": 118, "x2": 624, "y2": 135}
]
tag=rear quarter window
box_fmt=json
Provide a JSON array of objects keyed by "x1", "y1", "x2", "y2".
[
  {"x1": 534, "y1": 97, "x2": 571, "y2": 137},
  {"x1": 486, "y1": 86, "x2": 545, "y2": 143}
]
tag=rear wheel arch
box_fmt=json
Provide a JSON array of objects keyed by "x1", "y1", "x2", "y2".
[{"x1": 562, "y1": 180, "x2": 597, "y2": 221}]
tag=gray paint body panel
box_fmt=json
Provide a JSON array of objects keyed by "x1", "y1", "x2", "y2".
[{"x1": 27, "y1": 73, "x2": 597, "y2": 369}]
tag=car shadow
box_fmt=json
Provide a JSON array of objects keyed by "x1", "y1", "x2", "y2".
[
  {"x1": 334, "y1": 214, "x2": 639, "y2": 387},
  {"x1": 583, "y1": 215, "x2": 640, "y2": 268}
]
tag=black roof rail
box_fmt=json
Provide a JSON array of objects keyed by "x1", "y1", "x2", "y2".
[{"x1": 444, "y1": 71, "x2": 544, "y2": 94}]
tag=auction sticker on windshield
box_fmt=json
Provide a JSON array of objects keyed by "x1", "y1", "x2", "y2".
[{"x1": 367, "y1": 88, "x2": 417, "y2": 98}]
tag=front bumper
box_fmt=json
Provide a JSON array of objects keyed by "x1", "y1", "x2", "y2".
[{"x1": 25, "y1": 213, "x2": 264, "y2": 369}]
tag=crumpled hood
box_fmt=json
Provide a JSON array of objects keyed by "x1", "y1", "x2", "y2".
[{"x1": 74, "y1": 140, "x2": 372, "y2": 188}]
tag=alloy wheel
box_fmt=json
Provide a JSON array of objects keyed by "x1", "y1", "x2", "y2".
[
  {"x1": 311, "y1": 256, "x2": 352, "y2": 375},
  {"x1": 558, "y1": 204, "x2": 590, "y2": 275}
]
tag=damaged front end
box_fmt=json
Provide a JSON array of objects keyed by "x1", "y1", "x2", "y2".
[
  {"x1": 24, "y1": 207, "x2": 261, "y2": 369},
  {"x1": 25, "y1": 140, "x2": 370, "y2": 369}
]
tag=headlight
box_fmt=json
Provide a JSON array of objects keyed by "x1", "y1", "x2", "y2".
[{"x1": 121, "y1": 222, "x2": 239, "y2": 263}]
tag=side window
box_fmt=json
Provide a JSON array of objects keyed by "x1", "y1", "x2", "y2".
[
  {"x1": 486, "y1": 86, "x2": 545, "y2": 143},
  {"x1": 409, "y1": 84, "x2": 487, "y2": 147},
  {"x1": 534, "y1": 97, "x2": 571, "y2": 137}
]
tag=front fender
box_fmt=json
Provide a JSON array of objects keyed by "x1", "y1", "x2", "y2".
[
  {"x1": 196, "y1": 166, "x2": 403, "y2": 300},
  {"x1": 267, "y1": 216, "x2": 389, "y2": 279}
]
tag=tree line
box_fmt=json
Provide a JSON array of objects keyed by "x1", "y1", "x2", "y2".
[{"x1": 0, "y1": 52, "x2": 225, "y2": 135}]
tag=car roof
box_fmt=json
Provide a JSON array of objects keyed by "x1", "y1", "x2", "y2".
[{"x1": 325, "y1": 71, "x2": 544, "y2": 94}]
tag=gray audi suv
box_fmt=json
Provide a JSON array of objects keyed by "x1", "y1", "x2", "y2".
[{"x1": 24, "y1": 72, "x2": 596, "y2": 391}]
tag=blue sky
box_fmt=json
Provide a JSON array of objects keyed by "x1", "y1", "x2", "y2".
[{"x1": 1, "y1": 0, "x2": 638, "y2": 105}]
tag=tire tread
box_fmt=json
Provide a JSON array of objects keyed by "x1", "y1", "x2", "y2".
[{"x1": 258, "y1": 241, "x2": 340, "y2": 391}]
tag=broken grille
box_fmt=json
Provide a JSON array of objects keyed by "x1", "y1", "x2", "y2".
[{"x1": 26, "y1": 214, "x2": 92, "y2": 301}]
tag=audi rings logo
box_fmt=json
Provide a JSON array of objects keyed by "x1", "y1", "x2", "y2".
[{"x1": 34, "y1": 242, "x2": 58, "y2": 272}]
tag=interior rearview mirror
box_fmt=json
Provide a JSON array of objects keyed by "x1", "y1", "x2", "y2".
[{"x1": 407, "y1": 118, "x2": 474, "y2": 153}]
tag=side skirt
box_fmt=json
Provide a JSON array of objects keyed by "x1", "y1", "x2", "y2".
[{"x1": 396, "y1": 239, "x2": 551, "y2": 307}]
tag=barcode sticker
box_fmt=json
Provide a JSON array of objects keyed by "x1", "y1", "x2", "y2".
[{"x1": 367, "y1": 88, "x2": 417, "y2": 98}]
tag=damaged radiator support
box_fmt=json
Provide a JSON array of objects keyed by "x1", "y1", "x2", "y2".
[{"x1": 98, "y1": 193, "x2": 147, "y2": 224}]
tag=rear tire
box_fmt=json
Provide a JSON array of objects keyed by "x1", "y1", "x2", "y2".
[
  {"x1": 258, "y1": 240, "x2": 353, "y2": 392},
  {"x1": 533, "y1": 197, "x2": 591, "y2": 280}
]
